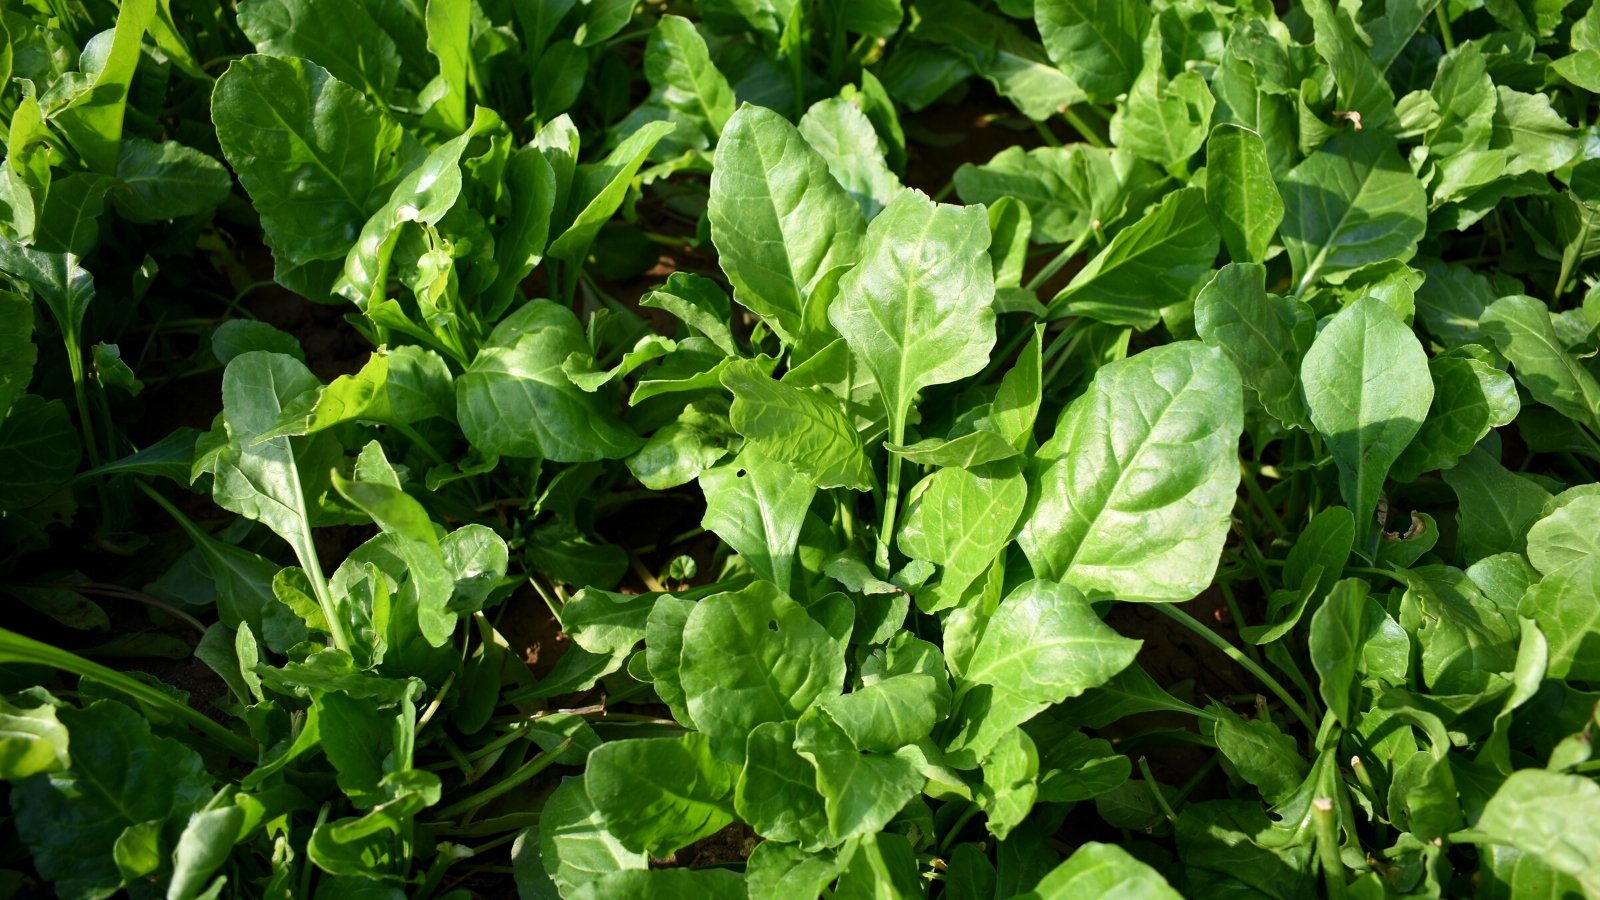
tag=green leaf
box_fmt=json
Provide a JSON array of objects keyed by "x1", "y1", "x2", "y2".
[
  {"x1": 486, "y1": 145, "x2": 557, "y2": 319},
  {"x1": 830, "y1": 189, "x2": 995, "y2": 446},
  {"x1": 548, "y1": 120, "x2": 676, "y2": 263},
  {"x1": 699, "y1": 448, "x2": 815, "y2": 594},
  {"x1": 340, "y1": 107, "x2": 499, "y2": 305},
  {"x1": 1019, "y1": 342, "x2": 1243, "y2": 602},
  {"x1": 331, "y1": 471, "x2": 455, "y2": 647},
  {"x1": 1480, "y1": 294, "x2": 1600, "y2": 434},
  {"x1": 709, "y1": 105, "x2": 864, "y2": 344},
  {"x1": 52, "y1": 0, "x2": 155, "y2": 173},
  {"x1": 646, "y1": 15, "x2": 734, "y2": 138},
  {"x1": 1020, "y1": 842, "x2": 1182, "y2": 899},
  {"x1": 722, "y1": 358, "x2": 873, "y2": 491},
  {"x1": 639, "y1": 272, "x2": 739, "y2": 358},
  {"x1": 1034, "y1": 0, "x2": 1148, "y2": 104},
  {"x1": 0, "y1": 243, "x2": 95, "y2": 347},
  {"x1": 458, "y1": 301, "x2": 641, "y2": 461},
  {"x1": 679, "y1": 581, "x2": 846, "y2": 758},
  {"x1": 1281, "y1": 131, "x2": 1426, "y2": 292},
  {"x1": 214, "y1": 55, "x2": 420, "y2": 269},
  {"x1": 1111, "y1": 67, "x2": 1214, "y2": 172},
  {"x1": 0, "y1": 696, "x2": 68, "y2": 779},
  {"x1": 1303, "y1": 0, "x2": 1396, "y2": 133},
  {"x1": 1520, "y1": 493, "x2": 1600, "y2": 680},
  {"x1": 1205, "y1": 125, "x2": 1284, "y2": 264},
  {"x1": 898, "y1": 462, "x2": 1026, "y2": 612},
  {"x1": 1401, "y1": 565, "x2": 1518, "y2": 696},
  {"x1": 1442, "y1": 447, "x2": 1552, "y2": 564},
  {"x1": 0, "y1": 289, "x2": 34, "y2": 421},
  {"x1": 799, "y1": 97, "x2": 903, "y2": 220},
  {"x1": 111, "y1": 139, "x2": 231, "y2": 223},
  {"x1": 736, "y1": 720, "x2": 835, "y2": 849},
  {"x1": 1470, "y1": 770, "x2": 1600, "y2": 895},
  {"x1": 1047, "y1": 186, "x2": 1219, "y2": 329},
  {"x1": 1427, "y1": 44, "x2": 1495, "y2": 158},
  {"x1": 10, "y1": 701, "x2": 211, "y2": 900},
  {"x1": 1194, "y1": 262, "x2": 1313, "y2": 431},
  {"x1": 1209, "y1": 704, "x2": 1306, "y2": 805},
  {"x1": 420, "y1": 0, "x2": 470, "y2": 132},
  {"x1": 0, "y1": 395, "x2": 80, "y2": 512},
  {"x1": 1391, "y1": 350, "x2": 1520, "y2": 481},
  {"x1": 535, "y1": 776, "x2": 647, "y2": 896},
  {"x1": 979, "y1": 727, "x2": 1039, "y2": 839},
  {"x1": 265, "y1": 346, "x2": 453, "y2": 438},
  {"x1": 626, "y1": 399, "x2": 738, "y2": 490},
  {"x1": 953, "y1": 144, "x2": 1147, "y2": 246},
  {"x1": 962, "y1": 580, "x2": 1141, "y2": 703},
  {"x1": 236, "y1": 0, "x2": 400, "y2": 96},
  {"x1": 1492, "y1": 86, "x2": 1581, "y2": 176},
  {"x1": 586, "y1": 733, "x2": 737, "y2": 857},
  {"x1": 1300, "y1": 296, "x2": 1434, "y2": 542},
  {"x1": 29, "y1": 173, "x2": 108, "y2": 257}
]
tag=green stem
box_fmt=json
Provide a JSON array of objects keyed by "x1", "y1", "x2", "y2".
[
  {"x1": 1434, "y1": 4, "x2": 1455, "y2": 52},
  {"x1": 875, "y1": 413, "x2": 907, "y2": 577},
  {"x1": 1061, "y1": 105, "x2": 1108, "y2": 148},
  {"x1": 430, "y1": 740, "x2": 569, "y2": 821},
  {"x1": 937, "y1": 802, "x2": 981, "y2": 855},
  {"x1": 1152, "y1": 604, "x2": 1317, "y2": 733},
  {"x1": 1138, "y1": 757, "x2": 1180, "y2": 825},
  {"x1": 1313, "y1": 796, "x2": 1347, "y2": 900},
  {"x1": 1032, "y1": 119, "x2": 1062, "y2": 148},
  {"x1": 1024, "y1": 230, "x2": 1093, "y2": 293},
  {"x1": 1240, "y1": 464, "x2": 1287, "y2": 536},
  {"x1": 393, "y1": 421, "x2": 448, "y2": 466},
  {"x1": 0, "y1": 627, "x2": 256, "y2": 758}
]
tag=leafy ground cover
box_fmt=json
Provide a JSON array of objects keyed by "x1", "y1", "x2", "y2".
[{"x1": 3, "y1": 0, "x2": 1600, "y2": 897}]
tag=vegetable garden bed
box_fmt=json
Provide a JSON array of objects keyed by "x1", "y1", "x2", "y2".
[{"x1": 3, "y1": 0, "x2": 1600, "y2": 897}]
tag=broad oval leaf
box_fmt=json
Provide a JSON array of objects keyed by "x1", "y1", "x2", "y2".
[
  {"x1": 585, "y1": 733, "x2": 737, "y2": 858},
  {"x1": 213, "y1": 55, "x2": 421, "y2": 267},
  {"x1": 1019, "y1": 341, "x2": 1243, "y2": 602},
  {"x1": 1034, "y1": 0, "x2": 1148, "y2": 104},
  {"x1": 679, "y1": 581, "x2": 846, "y2": 759},
  {"x1": 1281, "y1": 130, "x2": 1426, "y2": 292},
  {"x1": 1300, "y1": 296, "x2": 1433, "y2": 542},
  {"x1": 709, "y1": 105, "x2": 865, "y2": 344}
]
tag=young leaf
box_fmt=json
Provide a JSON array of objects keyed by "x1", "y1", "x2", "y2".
[
  {"x1": 1205, "y1": 125, "x2": 1284, "y2": 264},
  {"x1": 722, "y1": 358, "x2": 873, "y2": 491},
  {"x1": 829, "y1": 188, "x2": 995, "y2": 447},
  {"x1": 1047, "y1": 186, "x2": 1219, "y2": 328},
  {"x1": 1300, "y1": 296, "x2": 1433, "y2": 543},
  {"x1": 1019, "y1": 342, "x2": 1243, "y2": 602},
  {"x1": 709, "y1": 105, "x2": 865, "y2": 344},
  {"x1": 699, "y1": 448, "x2": 816, "y2": 594},
  {"x1": 1390, "y1": 350, "x2": 1520, "y2": 482},
  {"x1": 457, "y1": 301, "x2": 642, "y2": 461}
]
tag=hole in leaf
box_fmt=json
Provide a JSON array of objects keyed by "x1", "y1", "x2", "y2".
[{"x1": 767, "y1": 619, "x2": 779, "y2": 632}]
